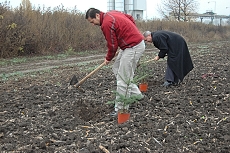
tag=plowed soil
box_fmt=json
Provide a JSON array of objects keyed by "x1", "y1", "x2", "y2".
[{"x1": 0, "y1": 41, "x2": 229, "y2": 153}]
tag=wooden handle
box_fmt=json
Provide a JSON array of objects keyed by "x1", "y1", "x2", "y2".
[
  {"x1": 141, "y1": 58, "x2": 155, "y2": 64},
  {"x1": 76, "y1": 62, "x2": 106, "y2": 87},
  {"x1": 99, "y1": 145, "x2": 110, "y2": 153}
]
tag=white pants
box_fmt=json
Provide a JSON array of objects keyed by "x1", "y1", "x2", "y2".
[{"x1": 112, "y1": 40, "x2": 145, "y2": 111}]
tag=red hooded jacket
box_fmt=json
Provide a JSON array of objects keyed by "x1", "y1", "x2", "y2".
[{"x1": 99, "y1": 11, "x2": 144, "y2": 61}]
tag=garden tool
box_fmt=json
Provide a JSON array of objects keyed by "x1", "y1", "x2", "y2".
[
  {"x1": 142, "y1": 58, "x2": 156, "y2": 64},
  {"x1": 69, "y1": 50, "x2": 120, "y2": 87},
  {"x1": 69, "y1": 62, "x2": 106, "y2": 87},
  {"x1": 137, "y1": 58, "x2": 156, "y2": 67}
]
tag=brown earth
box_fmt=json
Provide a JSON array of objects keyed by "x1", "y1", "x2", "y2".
[{"x1": 0, "y1": 41, "x2": 230, "y2": 152}]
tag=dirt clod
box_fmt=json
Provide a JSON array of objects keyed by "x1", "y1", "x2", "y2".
[{"x1": 0, "y1": 41, "x2": 230, "y2": 152}]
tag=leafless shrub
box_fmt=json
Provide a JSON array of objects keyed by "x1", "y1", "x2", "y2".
[{"x1": 0, "y1": 3, "x2": 229, "y2": 58}]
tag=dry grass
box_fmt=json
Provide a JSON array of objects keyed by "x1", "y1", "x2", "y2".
[{"x1": 0, "y1": 1, "x2": 229, "y2": 58}]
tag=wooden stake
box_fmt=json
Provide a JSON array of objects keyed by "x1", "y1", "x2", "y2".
[{"x1": 99, "y1": 145, "x2": 110, "y2": 153}]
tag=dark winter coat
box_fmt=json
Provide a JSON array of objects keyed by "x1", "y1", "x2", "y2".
[
  {"x1": 151, "y1": 30, "x2": 194, "y2": 81},
  {"x1": 99, "y1": 11, "x2": 144, "y2": 61}
]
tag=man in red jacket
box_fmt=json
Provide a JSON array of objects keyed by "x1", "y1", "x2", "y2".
[{"x1": 85, "y1": 8, "x2": 145, "y2": 116}]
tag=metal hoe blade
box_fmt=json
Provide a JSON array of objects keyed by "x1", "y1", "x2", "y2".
[
  {"x1": 69, "y1": 62, "x2": 106, "y2": 87},
  {"x1": 69, "y1": 75, "x2": 78, "y2": 85}
]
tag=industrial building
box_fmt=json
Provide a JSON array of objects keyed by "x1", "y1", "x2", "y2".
[{"x1": 107, "y1": 0, "x2": 146, "y2": 20}]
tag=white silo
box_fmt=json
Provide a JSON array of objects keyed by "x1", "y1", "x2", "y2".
[
  {"x1": 133, "y1": 0, "x2": 146, "y2": 10},
  {"x1": 115, "y1": 0, "x2": 125, "y2": 12},
  {"x1": 107, "y1": 0, "x2": 146, "y2": 20},
  {"x1": 125, "y1": 0, "x2": 134, "y2": 15},
  {"x1": 107, "y1": 0, "x2": 115, "y2": 11},
  {"x1": 133, "y1": 0, "x2": 146, "y2": 19}
]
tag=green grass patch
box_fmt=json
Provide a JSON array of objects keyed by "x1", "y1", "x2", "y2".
[{"x1": 0, "y1": 50, "x2": 102, "y2": 67}]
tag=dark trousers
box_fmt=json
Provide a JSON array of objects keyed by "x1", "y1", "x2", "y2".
[{"x1": 165, "y1": 64, "x2": 179, "y2": 83}]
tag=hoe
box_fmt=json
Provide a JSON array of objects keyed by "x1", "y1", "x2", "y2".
[
  {"x1": 69, "y1": 58, "x2": 156, "y2": 88},
  {"x1": 69, "y1": 62, "x2": 106, "y2": 87}
]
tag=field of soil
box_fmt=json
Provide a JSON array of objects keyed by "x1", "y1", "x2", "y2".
[{"x1": 0, "y1": 41, "x2": 230, "y2": 153}]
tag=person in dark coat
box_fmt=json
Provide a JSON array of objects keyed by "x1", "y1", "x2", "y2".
[{"x1": 143, "y1": 30, "x2": 194, "y2": 87}]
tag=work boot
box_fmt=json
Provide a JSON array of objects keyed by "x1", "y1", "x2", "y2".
[
  {"x1": 162, "y1": 81, "x2": 173, "y2": 87},
  {"x1": 109, "y1": 110, "x2": 118, "y2": 117},
  {"x1": 162, "y1": 81, "x2": 178, "y2": 87}
]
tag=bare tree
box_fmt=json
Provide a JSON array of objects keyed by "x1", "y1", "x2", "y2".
[
  {"x1": 21, "y1": 0, "x2": 32, "y2": 10},
  {"x1": 157, "y1": 0, "x2": 199, "y2": 21}
]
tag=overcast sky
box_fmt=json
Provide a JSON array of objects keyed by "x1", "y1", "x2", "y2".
[{"x1": 5, "y1": 0, "x2": 230, "y2": 19}]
